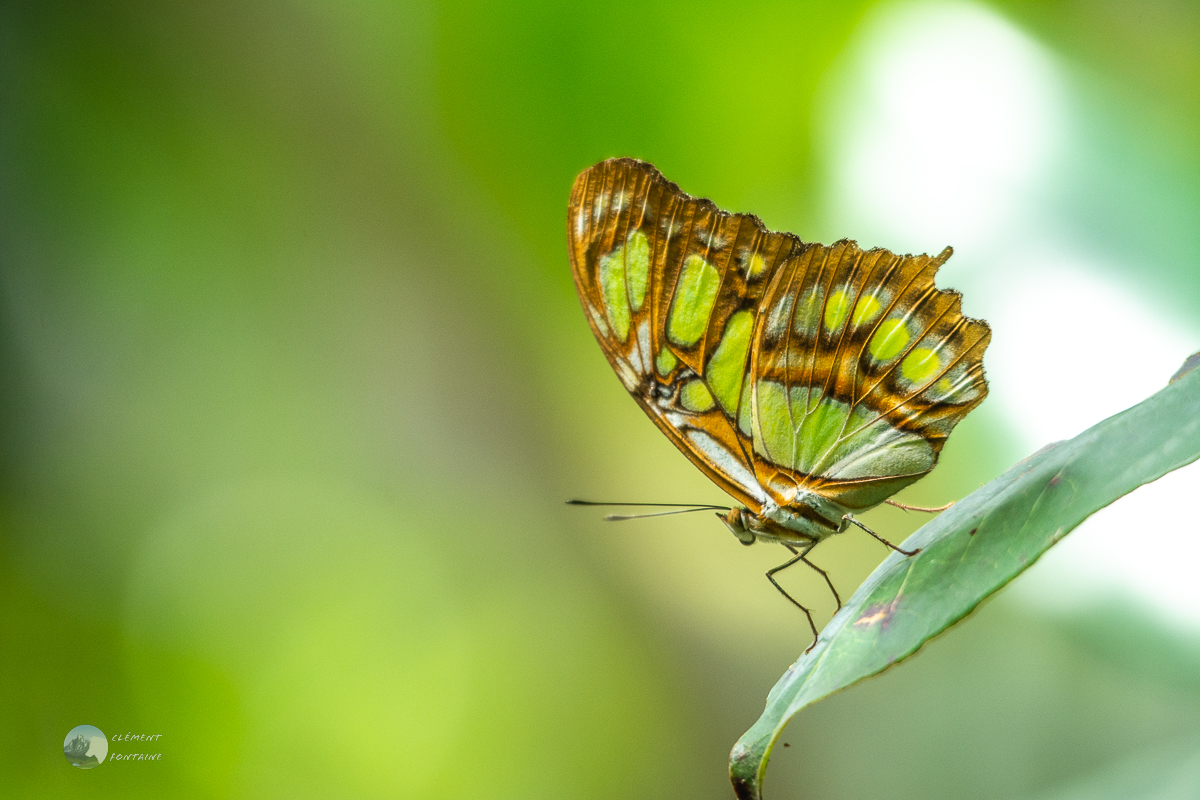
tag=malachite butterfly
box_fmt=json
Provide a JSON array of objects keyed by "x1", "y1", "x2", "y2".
[{"x1": 567, "y1": 158, "x2": 990, "y2": 644}]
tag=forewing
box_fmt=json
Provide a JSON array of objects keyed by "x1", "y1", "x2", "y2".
[
  {"x1": 567, "y1": 158, "x2": 804, "y2": 512},
  {"x1": 748, "y1": 241, "x2": 991, "y2": 511},
  {"x1": 568, "y1": 159, "x2": 991, "y2": 517}
]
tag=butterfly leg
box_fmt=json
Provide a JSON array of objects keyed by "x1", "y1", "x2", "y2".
[
  {"x1": 766, "y1": 543, "x2": 822, "y2": 651},
  {"x1": 786, "y1": 545, "x2": 842, "y2": 611},
  {"x1": 884, "y1": 498, "x2": 953, "y2": 513},
  {"x1": 844, "y1": 515, "x2": 920, "y2": 557}
]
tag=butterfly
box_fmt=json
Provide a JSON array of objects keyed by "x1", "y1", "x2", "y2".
[{"x1": 567, "y1": 158, "x2": 990, "y2": 644}]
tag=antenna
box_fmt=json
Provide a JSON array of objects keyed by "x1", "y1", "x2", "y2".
[{"x1": 566, "y1": 499, "x2": 731, "y2": 521}]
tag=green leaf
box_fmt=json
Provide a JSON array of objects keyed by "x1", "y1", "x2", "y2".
[{"x1": 730, "y1": 358, "x2": 1200, "y2": 800}]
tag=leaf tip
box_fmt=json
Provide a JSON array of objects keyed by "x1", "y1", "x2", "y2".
[{"x1": 729, "y1": 742, "x2": 763, "y2": 800}]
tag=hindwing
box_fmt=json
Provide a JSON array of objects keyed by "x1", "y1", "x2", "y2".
[
  {"x1": 748, "y1": 241, "x2": 990, "y2": 511},
  {"x1": 567, "y1": 158, "x2": 990, "y2": 517}
]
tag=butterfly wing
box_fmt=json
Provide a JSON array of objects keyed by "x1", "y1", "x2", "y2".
[
  {"x1": 747, "y1": 240, "x2": 990, "y2": 513},
  {"x1": 568, "y1": 158, "x2": 991, "y2": 519},
  {"x1": 567, "y1": 158, "x2": 799, "y2": 512}
]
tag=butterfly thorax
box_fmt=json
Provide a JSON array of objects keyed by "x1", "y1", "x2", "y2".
[{"x1": 721, "y1": 501, "x2": 848, "y2": 548}]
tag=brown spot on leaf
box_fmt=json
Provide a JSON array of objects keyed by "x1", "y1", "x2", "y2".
[
  {"x1": 969, "y1": 527, "x2": 978, "y2": 536},
  {"x1": 1049, "y1": 474, "x2": 1062, "y2": 488},
  {"x1": 854, "y1": 597, "x2": 902, "y2": 630}
]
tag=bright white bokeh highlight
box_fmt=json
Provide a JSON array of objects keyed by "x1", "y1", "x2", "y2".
[
  {"x1": 820, "y1": 1, "x2": 1200, "y2": 633},
  {"x1": 985, "y1": 254, "x2": 1198, "y2": 447},
  {"x1": 821, "y1": 0, "x2": 1064, "y2": 254}
]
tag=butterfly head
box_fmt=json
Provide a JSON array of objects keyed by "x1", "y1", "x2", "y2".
[
  {"x1": 718, "y1": 508, "x2": 758, "y2": 546},
  {"x1": 719, "y1": 503, "x2": 845, "y2": 548}
]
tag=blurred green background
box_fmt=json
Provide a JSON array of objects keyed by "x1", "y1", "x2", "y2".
[{"x1": 3, "y1": 1, "x2": 1200, "y2": 797}]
